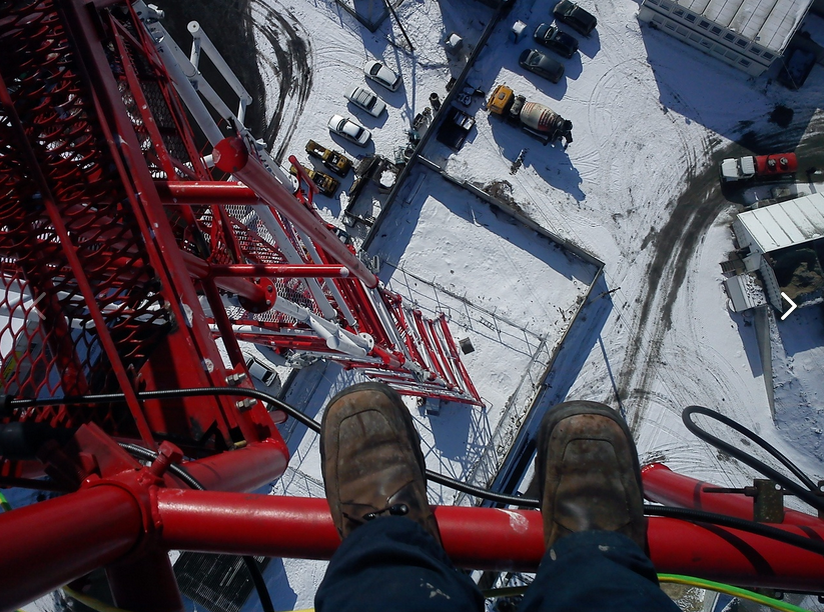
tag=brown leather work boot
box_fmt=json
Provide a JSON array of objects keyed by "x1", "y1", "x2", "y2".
[
  {"x1": 320, "y1": 382, "x2": 441, "y2": 544},
  {"x1": 536, "y1": 401, "x2": 647, "y2": 551}
]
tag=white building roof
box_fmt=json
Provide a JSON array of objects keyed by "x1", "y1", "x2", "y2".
[
  {"x1": 737, "y1": 193, "x2": 824, "y2": 253},
  {"x1": 675, "y1": 0, "x2": 813, "y2": 52}
]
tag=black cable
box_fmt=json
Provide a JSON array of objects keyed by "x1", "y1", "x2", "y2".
[
  {"x1": 683, "y1": 406, "x2": 824, "y2": 512},
  {"x1": 425, "y1": 469, "x2": 538, "y2": 508},
  {"x1": 9, "y1": 387, "x2": 321, "y2": 433},
  {"x1": 645, "y1": 503, "x2": 824, "y2": 557},
  {"x1": 119, "y1": 442, "x2": 205, "y2": 491},
  {"x1": 118, "y1": 442, "x2": 275, "y2": 612}
]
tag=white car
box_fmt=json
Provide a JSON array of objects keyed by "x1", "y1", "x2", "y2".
[
  {"x1": 328, "y1": 114, "x2": 372, "y2": 147},
  {"x1": 363, "y1": 60, "x2": 401, "y2": 91},
  {"x1": 244, "y1": 353, "x2": 280, "y2": 388},
  {"x1": 344, "y1": 85, "x2": 387, "y2": 117}
]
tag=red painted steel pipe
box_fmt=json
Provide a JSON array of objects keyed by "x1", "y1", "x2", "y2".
[
  {"x1": 648, "y1": 517, "x2": 824, "y2": 591},
  {"x1": 180, "y1": 251, "x2": 269, "y2": 308},
  {"x1": 0, "y1": 487, "x2": 143, "y2": 612},
  {"x1": 178, "y1": 438, "x2": 289, "y2": 493},
  {"x1": 156, "y1": 491, "x2": 544, "y2": 569},
  {"x1": 209, "y1": 264, "x2": 351, "y2": 278},
  {"x1": 155, "y1": 491, "x2": 824, "y2": 589},
  {"x1": 155, "y1": 181, "x2": 261, "y2": 206},
  {"x1": 642, "y1": 463, "x2": 824, "y2": 527},
  {"x1": 211, "y1": 137, "x2": 379, "y2": 288},
  {"x1": 4, "y1": 481, "x2": 824, "y2": 612},
  {"x1": 106, "y1": 549, "x2": 183, "y2": 612}
]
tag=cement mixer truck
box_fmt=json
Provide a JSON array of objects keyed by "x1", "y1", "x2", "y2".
[{"x1": 486, "y1": 84, "x2": 573, "y2": 147}]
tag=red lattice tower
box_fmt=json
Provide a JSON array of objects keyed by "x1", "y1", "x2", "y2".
[{"x1": 0, "y1": 0, "x2": 480, "y2": 484}]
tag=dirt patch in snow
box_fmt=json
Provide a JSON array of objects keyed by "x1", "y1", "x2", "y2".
[
  {"x1": 250, "y1": 0, "x2": 314, "y2": 161},
  {"x1": 158, "y1": 0, "x2": 312, "y2": 163},
  {"x1": 772, "y1": 244, "x2": 824, "y2": 303},
  {"x1": 158, "y1": 0, "x2": 267, "y2": 137},
  {"x1": 618, "y1": 136, "x2": 731, "y2": 433}
]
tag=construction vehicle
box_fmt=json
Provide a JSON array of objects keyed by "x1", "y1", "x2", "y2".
[
  {"x1": 290, "y1": 163, "x2": 341, "y2": 197},
  {"x1": 719, "y1": 152, "x2": 798, "y2": 182},
  {"x1": 486, "y1": 84, "x2": 573, "y2": 146},
  {"x1": 305, "y1": 139, "x2": 353, "y2": 176}
]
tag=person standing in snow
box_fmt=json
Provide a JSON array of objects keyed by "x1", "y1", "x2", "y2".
[{"x1": 314, "y1": 382, "x2": 681, "y2": 611}]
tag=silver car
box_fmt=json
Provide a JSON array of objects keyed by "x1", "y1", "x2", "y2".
[
  {"x1": 344, "y1": 85, "x2": 387, "y2": 117},
  {"x1": 363, "y1": 60, "x2": 401, "y2": 91},
  {"x1": 328, "y1": 114, "x2": 372, "y2": 147}
]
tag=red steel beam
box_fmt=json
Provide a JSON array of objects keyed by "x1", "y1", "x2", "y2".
[
  {"x1": 155, "y1": 181, "x2": 264, "y2": 206},
  {"x1": 0, "y1": 486, "x2": 143, "y2": 612},
  {"x1": 209, "y1": 264, "x2": 351, "y2": 279},
  {"x1": 438, "y1": 313, "x2": 483, "y2": 404},
  {"x1": 642, "y1": 462, "x2": 824, "y2": 528},
  {"x1": 180, "y1": 251, "x2": 269, "y2": 308},
  {"x1": 180, "y1": 253, "x2": 351, "y2": 309},
  {"x1": 177, "y1": 438, "x2": 290, "y2": 493},
  {"x1": 647, "y1": 516, "x2": 824, "y2": 591},
  {"x1": 4, "y1": 477, "x2": 824, "y2": 612},
  {"x1": 156, "y1": 490, "x2": 824, "y2": 589},
  {"x1": 211, "y1": 137, "x2": 379, "y2": 289}
]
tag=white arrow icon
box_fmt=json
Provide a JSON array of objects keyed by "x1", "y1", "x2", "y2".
[{"x1": 780, "y1": 292, "x2": 797, "y2": 320}]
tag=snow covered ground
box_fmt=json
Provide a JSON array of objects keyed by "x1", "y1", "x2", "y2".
[
  {"x1": 16, "y1": 0, "x2": 824, "y2": 609},
  {"x1": 235, "y1": 0, "x2": 824, "y2": 607}
]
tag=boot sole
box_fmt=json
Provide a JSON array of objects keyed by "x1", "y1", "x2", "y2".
[
  {"x1": 536, "y1": 400, "x2": 646, "y2": 548},
  {"x1": 320, "y1": 382, "x2": 430, "y2": 528}
]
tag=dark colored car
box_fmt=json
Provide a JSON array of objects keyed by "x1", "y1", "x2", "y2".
[
  {"x1": 534, "y1": 23, "x2": 578, "y2": 58},
  {"x1": 518, "y1": 49, "x2": 564, "y2": 84},
  {"x1": 553, "y1": 0, "x2": 597, "y2": 36}
]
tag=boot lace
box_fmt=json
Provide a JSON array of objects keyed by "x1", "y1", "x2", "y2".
[{"x1": 343, "y1": 503, "x2": 410, "y2": 524}]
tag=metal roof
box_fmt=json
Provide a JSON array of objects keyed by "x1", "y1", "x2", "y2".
[
  {"x1": 737, "y1": 193, "x2": 824, "y2": 253},
  {"x1": 674, "y1": 0, "x2": 813, "y2": 52},
  {"x1": 724, "y1": 274, "x2": 766, "y2": 311}
]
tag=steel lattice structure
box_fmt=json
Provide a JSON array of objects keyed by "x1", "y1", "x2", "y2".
[{"x1": 0, "y1": 1, "x2": 822, "y2": 611}]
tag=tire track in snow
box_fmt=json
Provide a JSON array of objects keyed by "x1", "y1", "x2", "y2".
[
  {"x1": 617, "y1": 128, "x2": 731, "y2": 437},
  {"x1": 249, "y1": 0, "x2": 313, "y2": 162}
]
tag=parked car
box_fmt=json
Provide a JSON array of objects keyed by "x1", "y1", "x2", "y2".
[
  {"x1": 328, "y1": 114, "x2": 371, "y2": 147},
  {"x1": 518, "y1": 49, "x2": 564, "y2": 83},
  {"x1": 344, "y1": 85, "x2": 387, "y2": 117},
  {"x1": 533, "y1": 23, "x2": 578, "y2": 58},
  {"x1": 363, "y1": 60, "x2": 401, "y2": 91},
  {"x1": 553, "y1": 0, "x2": 597, "y2": 36},
  {"x1": 243, "y1": 352, "x2": 280, "y2": 389}
]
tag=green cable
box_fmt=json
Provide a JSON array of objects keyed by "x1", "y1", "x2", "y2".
[
  {"x1": 658, "y1": 574, "x2": 811, "y2": 612},
  {"x1": 482, "y1": 575, "x2": 811, "y2": 611},
  {"x1": 0, "y1": 491, "x2": 12, "y2": 513}
]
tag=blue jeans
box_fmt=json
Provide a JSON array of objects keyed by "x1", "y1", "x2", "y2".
[{"x1": 315, "y1": 517, "x2": 680, "y2": 611}]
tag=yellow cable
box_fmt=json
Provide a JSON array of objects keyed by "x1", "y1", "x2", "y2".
[
  {"x1": 659, "y1": 574, "x2": 811, "y2": 612},
  {"x1": 62, "y1": 587, "x2": 135, "y2": 612}
]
